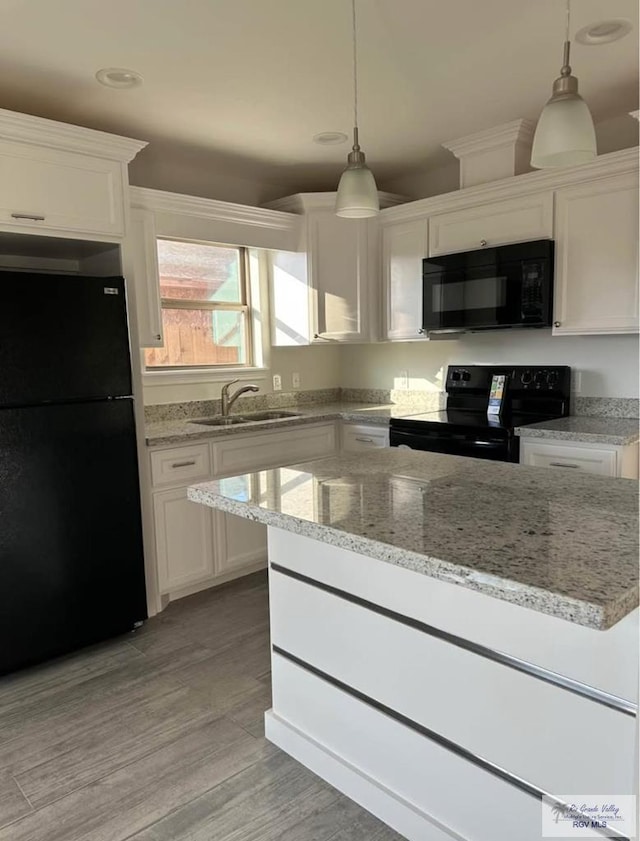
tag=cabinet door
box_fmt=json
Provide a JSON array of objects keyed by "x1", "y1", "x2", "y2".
[
  {"x1": 382, "y1": 218, "x2": 429, "y2": 340},
  {"x1": 520, "y1": 441, "x2": 617, "y2": 477},
  {"x1": 553, "y1": 173, "x2": 639, "y2": 335},
  {"x1": 153, "y1": 486, "x2": 215, "y2": 594},
  {"x1": 309, "y1": 211, "x2": 375, "y2": 343},
  {"x1": 429, "y1": 193, "x2": 553, "y2": 256},
  {"x1": 212, "y1": 472, "x2": 267, "y2": 576},
  {"x1": 125, "y1": 208, "x2": 163, "y2": 347},
  {"x1": 0, "y1": 140, "x2": 124, "y2": 238}
]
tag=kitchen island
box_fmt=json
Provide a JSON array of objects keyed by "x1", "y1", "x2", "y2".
[{"x1": 188, "y1": 450, "x2": 639, "y2": 841}]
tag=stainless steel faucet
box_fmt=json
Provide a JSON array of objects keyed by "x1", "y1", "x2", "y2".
[{"x1": 220, "y1": 379, "x2": 260, "y2": 416}]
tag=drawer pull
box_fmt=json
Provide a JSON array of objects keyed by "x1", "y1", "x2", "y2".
[
  {"x1": 171, "y1": 460, "x2": 197, "y2": 468},
  {"x1": 11, "y1": 212, "x2": 46, "y2": 221},
  {"x1": 355, "y1": 437, "x2": 374, "y2": 443},
  {"x1": 549, "y1": 462, "x2": 579, "y2": 469}
]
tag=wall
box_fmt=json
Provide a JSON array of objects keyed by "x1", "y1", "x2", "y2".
[
  {"x1": 340, "y1": 332, "x2": 639, "y2": 398},
  {"x1": 142, "y1": 344, "x2": 342, "y2": 405}
]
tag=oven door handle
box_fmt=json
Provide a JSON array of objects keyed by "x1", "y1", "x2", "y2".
[{"x1": 471, "y1": 440, "x2": 504, "y2": 447}]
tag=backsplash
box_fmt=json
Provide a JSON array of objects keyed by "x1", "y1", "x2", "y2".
[{"x1": 573, "y1": 397, "x2": 639, "y2": 419}]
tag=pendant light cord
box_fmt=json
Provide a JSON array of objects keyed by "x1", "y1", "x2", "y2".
[
  {"x1": 351, "y1": 0, "x2": 360, "y2": 148},
  {"x1": 561, "y1": 0, "x2": 572, "y2": 75}
]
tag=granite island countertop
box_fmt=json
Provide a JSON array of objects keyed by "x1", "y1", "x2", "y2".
[
  {"x1": 145, "y1": 401, "x2": 429, "y2": 447},
  {"x1": 188, "y1": 449, "x2": 639, "y2": 631},
  {"x1": 515, "y1": 415, "x2": 640, "y2": 446}
]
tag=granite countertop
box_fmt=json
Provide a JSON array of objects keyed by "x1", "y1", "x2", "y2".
[
  {"x1": 515, "y1": 416, "x2": 639, "y2": 446},
  {"x1": 188, "y1": 449, "x2": 639, "y2": 631},
  {"x1": 145, "y1": 402, "x2": 430, "y2": 447}
]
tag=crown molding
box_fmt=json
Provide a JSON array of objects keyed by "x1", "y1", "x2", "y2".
[
  {"x1": 264, "y1": 191, "x2": 408, "y2": 213},
  {"x1": 442, "y1": 119, "x2": 536, "y2": 160},
  {"x1": 0, "y1": 108, "x2": 147, "y2": 162},
  {"x1": 130, "y1": 185, "x2": 300, "y2": 233},
  {"x1": 381, "y1": 147, "x2": 639, "y2": 224}
]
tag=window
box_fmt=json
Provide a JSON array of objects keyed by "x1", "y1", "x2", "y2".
[{"x1": 145, "y1": 239, "x2": 253, "y2": 369}]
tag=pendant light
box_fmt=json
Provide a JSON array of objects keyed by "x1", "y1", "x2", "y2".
[
  {"x1": 531, "y1": 0, "x2": 597, "y2": 169},
  {"x1": 335, "y1": 0, "x2": 379, "y2": 217}
]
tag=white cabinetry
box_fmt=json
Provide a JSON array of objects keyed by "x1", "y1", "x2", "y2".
[
  {"x1": 381, "y1": 218, "x2": 429, "y2": 341},
  {"x1": 149, "y1": 422, "x2": 337, "y2": 601},
  {"x1": 0, "y1": 109, "x2": 146, "y2": 241},
  {"x1": 520, "y1": 438, "x2": 638, "y2": 479},
  {"x1": 342, "y1": 423, "x2": 389, "y2": 451},
  {"x1": 266, "y1": 192, "x2": 405, "y2": 344},
  {"x1": 553, "y1": 172, "x2": 639, "y2": 335},
  {"x1": 124, "y1": 207, "x2": 163, "y2": 347},
  {"x1": 428, "y1": 192, "x2": 553, "y2": 256}
]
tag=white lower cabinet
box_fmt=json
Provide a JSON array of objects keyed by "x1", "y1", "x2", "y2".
[
  {"x1": 153, "y1": 486, "x2": 215, "y2": 594},
  {"x1": 520, "y1": 438, "x2": 638, "y2": 479},
  {"x1": 342, "y1": 423, "x2": 389, "y2": 451},
  {"x1": 149, "y1": 422, "x2": 337, "y2": 601}
]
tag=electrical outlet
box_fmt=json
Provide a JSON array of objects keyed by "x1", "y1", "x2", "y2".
[
  {"x1": 399, "y1": 370, "x2": 409, "y2": 390},
  {"x1": 272, "y1": 374, "x2": 282, "y2": 391},
  {"x1": 571, "y1": 371, "x2": 582, "y2": 394},
  {"x1": 292, "y1": 372, "x2": 301, "y2": 389}
]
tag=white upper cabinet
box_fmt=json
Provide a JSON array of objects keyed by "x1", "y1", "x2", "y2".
[
  {"x1": 382, "y1": 218, "x2": 429, "y2": 341},
  {"x1": 428, "y1": 192, "x2": 553, "y2": 256},
  {"x1": 123, "y1": 207, "x2": 164, "y2": 348},
  {"x1": 266, "y1": 193, "x2": 405, "y2": 344},
  {"x1": 0, "y1": 109, "x2": 146, "y2": 240},
  {"x1": 553, "y1": 171, "x2": 639, "y2": 335}
]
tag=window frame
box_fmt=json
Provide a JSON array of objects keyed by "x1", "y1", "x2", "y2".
[{"x1": 145, "y1": 238, "x2": 255, "y2": 371}]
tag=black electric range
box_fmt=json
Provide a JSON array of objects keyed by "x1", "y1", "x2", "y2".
[{"x1": 390, "y1": 365, "x2": 571, "y2": 463}]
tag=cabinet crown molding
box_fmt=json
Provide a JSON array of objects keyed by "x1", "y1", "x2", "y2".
[
  {"x1": 442, "y1": 119, "x2": 536, "y2": 159},
  {"x1": 0, "y1": 108, "x2": 147, "y2": 162},
  {"x1": 264, "y1": 191, "x2": 408, "y2": 214},
  {"x1": 130, "y1": 185, "x2": 300, "y2": 233},
  {"x1": 381, "y1": 147, "x2": 639, "y2": 224}
]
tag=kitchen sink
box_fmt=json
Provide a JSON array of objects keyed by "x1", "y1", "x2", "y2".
[{"x1": 192, "y1": 410, "x2": 301, "y2": 426}]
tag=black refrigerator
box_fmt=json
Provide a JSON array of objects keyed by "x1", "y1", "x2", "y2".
[{"x1": 0, "y1": 271, "x2": 147, "y2": 675}]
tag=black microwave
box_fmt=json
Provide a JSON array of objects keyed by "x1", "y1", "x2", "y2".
[{"x1": 422, "y1": 239, "x2": 554, "y2": 333}]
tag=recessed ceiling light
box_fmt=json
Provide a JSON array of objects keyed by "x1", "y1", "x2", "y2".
[
  {"x1": 95, "y1": 68, "x2": 143, "y2": 89},
  {"x1": 575, "y1": 19, "x2": 632, "y2": 45},
  {"x1": 313, "y1": 132, "x2": 348, "y2": 146}
]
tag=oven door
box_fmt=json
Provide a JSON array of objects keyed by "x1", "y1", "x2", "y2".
[
  {"x1": 390, "y1": 428, "x2": 516, "y2": 462},
  {"x1": 422, "y1": 253, "x2": 551, "y2": 332}
]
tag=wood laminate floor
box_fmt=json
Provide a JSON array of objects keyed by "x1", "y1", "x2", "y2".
[{"x1": 0, "y1": 571, "x2": 403, "y2": 841}]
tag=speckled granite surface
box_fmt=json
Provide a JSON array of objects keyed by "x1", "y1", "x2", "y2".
[
  {"x1": 515, "y1": 416, "x2": 640, "y2": 446},
  {"x1": 574, "y1": 397, "x2": 639, "y2": 419},
  {"x1": 145, "y1": 402, "x2": 432, "y2": 447},
  {"x1": 188, "y1": 450, "x2": 639, "y2": 630}
]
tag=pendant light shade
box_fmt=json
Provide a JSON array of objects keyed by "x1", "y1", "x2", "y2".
[
  {"x1": 335, "y1": 0, "x2": 379, "y2": 218},
  {"x1": 335, "y1": 128, "x2": 379, "y2": 218},
  {"x1": 531, "y1": 0, "x2": 597, "y2": 169}
]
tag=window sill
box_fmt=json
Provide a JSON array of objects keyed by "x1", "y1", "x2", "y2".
[{"x1": 142, "y1": 367, "x2": 269, "y2": 388}]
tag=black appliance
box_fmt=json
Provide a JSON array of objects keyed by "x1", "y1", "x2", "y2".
[
  {"x1": 422, "y1": 239, "x2": 554, "y2": 334},
  {"x1": 0, "y1": 271, "x2": 147, "y2": 675},
  {"x1": 390, "y1": 365, "x2": 571, "y2": 463}
]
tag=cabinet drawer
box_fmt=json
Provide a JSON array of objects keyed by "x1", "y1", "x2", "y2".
[
  {"x1": 429, "y1": 193, "x2": 552, "y2": 256},
  {"x1": 520, "y1": 440, "x2": 617, "y2": 476},
  {"x1": 342, "y1": 423, "x2": 389, "y2": 452},
  {"x1": 213, "y1": 422, "x2": 336, "y2": 475},
  {"x1": 270, "y1": 570, "x2": 635, "y2": 797},
  {"x1": 150, "y1": 443, "x2": 211, "y2": 486},
  {"x1": 0, "y1": 140, "x2": 124, "y2": 237}
]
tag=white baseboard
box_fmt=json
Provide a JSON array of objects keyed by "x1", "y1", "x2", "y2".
[{"x1": 264, "y1": 710, "x2": 464, "y2": 841}]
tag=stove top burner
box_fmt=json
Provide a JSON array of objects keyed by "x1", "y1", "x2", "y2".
[{"x1": 394, "y1": 409, "x2": 556, "y2": 433}]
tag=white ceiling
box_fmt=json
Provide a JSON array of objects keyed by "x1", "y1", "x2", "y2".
[{"x1": 0, "y1": 0, "x2": 637, "y2": 193}]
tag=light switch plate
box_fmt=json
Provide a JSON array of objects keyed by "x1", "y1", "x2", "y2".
[
  {"x1": 292, "y1": 372, "x2": 301, "y2": 389},
  {"x1": 399, "y1": 370, "x2": 409, "y2": 390},
  {"x1": 571, "y1": 371, "x2": 582, "y2": 394},
  {"x1": 273, "y1": 374, "x2": 282, "y2": 391}
]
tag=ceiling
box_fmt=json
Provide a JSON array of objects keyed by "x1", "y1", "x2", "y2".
[{"x1": 0, "y1": 0, "x2": 638, "y2": 196}]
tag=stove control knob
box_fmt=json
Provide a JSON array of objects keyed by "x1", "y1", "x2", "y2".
[
  {"x1": 547, "y1": 370, "x2": 558, "y2": 386},
  {"x1": 461, "y1": 370, "x2": 471, "y2": 382},
  {"x1": 451, "y1": 371, "x2": 462, "y2": 382},
  {"x1": 521, "y1": 370, "x2": 532, "y2": 385},
  {"x1": 534, "y1": 371, "x2": 548, "y2": 385}
]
